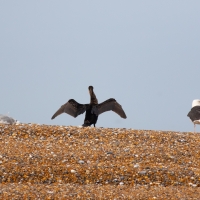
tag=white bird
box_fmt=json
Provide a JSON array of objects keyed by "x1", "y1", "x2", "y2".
[
  {"x1": 187, "y1": 99, "x2": 200, "y2": 133},
  {"x1": 0, "y1": 115, "x2": 16, "y2": 125}
]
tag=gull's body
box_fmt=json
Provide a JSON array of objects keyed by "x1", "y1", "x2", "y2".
[
  {"x1": 187, "y1": 99, "x2": 200, "y2": 133},
  {"x1": 0, "y1": 115, "x2": 15, "y2": 125}
]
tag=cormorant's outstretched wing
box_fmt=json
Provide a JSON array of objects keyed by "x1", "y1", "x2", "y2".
[
  {"x1": 187, "y1": 106, "x2": 200, "y2": 121},
  {"x1": 97, "y1": 98, "x2": 127, "y2": 118},
  {"x1": 51, "y1": 99, "x2": 88, "y2": 119}
]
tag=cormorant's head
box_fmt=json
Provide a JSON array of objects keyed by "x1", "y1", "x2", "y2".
[{"x1": 88, "y1": 86, "x2": 93, "y2": 91}]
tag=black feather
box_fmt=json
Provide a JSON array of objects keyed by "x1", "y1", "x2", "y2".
[
  {"x1": 51, "y1": 86, "x2": 127, "y2": 127},
  {"x1": 97, "y1": 98, "x2": 127, "y2": 118},
  {"x1": 187, "y1": 106, "x2": 200, "y2": 122},
  {"x1": 51, "y1": 99, "x2": 87, "y2": 119}
]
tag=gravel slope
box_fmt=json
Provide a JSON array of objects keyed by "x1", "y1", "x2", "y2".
[{"x1": 0, "y1": 124, "x2": 200, "y2": 199}]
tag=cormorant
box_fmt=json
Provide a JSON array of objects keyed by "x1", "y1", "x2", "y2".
[
  {"x1": 51, "y1": 86, "x2": 127, "y2": 127},
  {"x1": 187, "y1": 99, "x2": 200, "y2": 133}
]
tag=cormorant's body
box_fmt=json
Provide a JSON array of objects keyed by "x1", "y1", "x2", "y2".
[
  {"x1": 83, "y1": 105, "x2": 98, "y2": 127},
  {"x1": 51, "y1": 86, "x2": 126, "y2": 127}
]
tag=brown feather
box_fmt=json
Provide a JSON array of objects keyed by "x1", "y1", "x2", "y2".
[
  {"x1": 51, "y1": 86, "x2": 127, "y2": 127},
  {"x1": 97, "y1": 98, "x2": 127, "y2": 118},
  {"x1": 89, "y1": 86, "x2": 98, "y2": 104},
  {"x1": 51, "y1": 99, "x2": 87, "y2": 119}
]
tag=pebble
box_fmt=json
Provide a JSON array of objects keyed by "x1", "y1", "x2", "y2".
[
  {"x1": 134, "y1": 164, "x2": 140, "y2": 168},
  {"x1": 78, "y1": 160, "x2": 84, "y2": 164},
  {"x1": 139, "y1": 170, "x2": 147, "y2": 175},
  {"x1": 189, "y1": 183, "x2": 197, "y2": 187}
]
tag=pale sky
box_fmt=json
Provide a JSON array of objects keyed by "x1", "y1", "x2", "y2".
[{"x1": 0, "y1": 1, "x2": 200, "y2": 132}]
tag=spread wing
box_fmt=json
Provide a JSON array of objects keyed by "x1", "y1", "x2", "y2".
[
  {"x1": 97, "y1": 98, "x2": 127, "y2": 118},
  {"x1": 51, "y1": 99, "x2": 88, "y2": 119},
  {"x1": 187, "y1": 106, "x2": 200, "y2": 121}
]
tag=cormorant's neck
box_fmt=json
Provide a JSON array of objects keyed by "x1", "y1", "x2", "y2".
[{"x1": 89, "y1": 89, "x2": 98, "y2": 104}]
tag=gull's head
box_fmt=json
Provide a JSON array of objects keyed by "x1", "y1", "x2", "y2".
[{"x1": 192, "y1": 99, "x2": 200, "y2": 108}]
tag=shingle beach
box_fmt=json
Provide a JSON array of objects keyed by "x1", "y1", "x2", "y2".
[{"x1": 1, "y1": 124, "x2": 200, "y2": 199}]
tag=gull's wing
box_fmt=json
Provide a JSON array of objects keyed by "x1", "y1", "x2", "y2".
[
  {"x1": 187, "y1": 106, "x2": 200, "y2": 121},
  {"x1": 97, "y1": 98, "x2": 127, "y2": 118},
  {"x1": 51, "y1": 99, "x2": 88, "y2": 119}
]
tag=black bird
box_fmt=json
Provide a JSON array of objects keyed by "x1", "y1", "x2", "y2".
[
  {"x1": 51, "y1": 86, "x2": 127, "y2": 127},
  {"x1": 187, "y1": 99, "x2": 200, "y2": 133}
]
